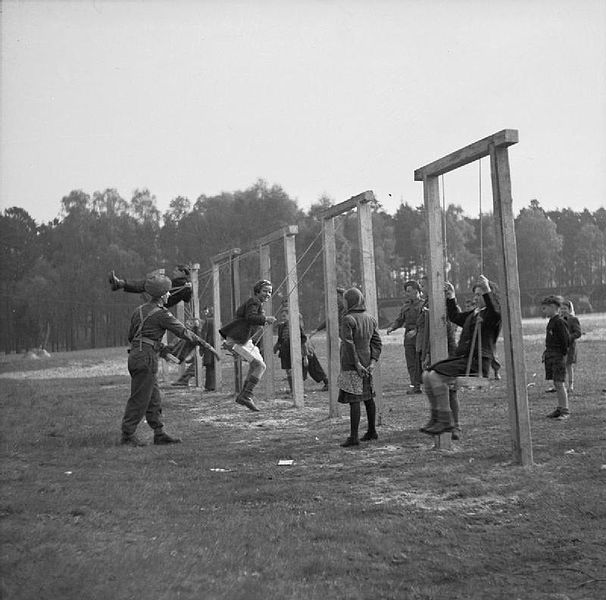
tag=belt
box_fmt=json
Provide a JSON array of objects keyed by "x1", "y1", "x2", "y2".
[{"x1": 131, "y1": 336, "x2": 160, "y2": 350}]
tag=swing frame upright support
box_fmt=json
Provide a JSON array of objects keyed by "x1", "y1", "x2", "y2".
[
  {"x1": 253, "y1": 225, "x2": 304, "y2": 407},
  {"x1": 210, "y1": 227, "x2": 305, "y2": 406},
  {"x1": 187, "y1": 263, "x2": 203, "y2": 387},
  {"x1": 320, "y1": 191, "x2": 383, "y2": 420},
  {"x1": 210, "y1": 248, "x2": 241, "y2": 393},
  {"x1": 164, "y1": 263, "x2": 202, "y2": 386},
  {"x1": 414, "y1": 128, "x2": 533, "y2": 466}
]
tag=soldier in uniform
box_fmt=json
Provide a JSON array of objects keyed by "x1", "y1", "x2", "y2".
[
  {"x1": 121, "y1": 274, "x2": 205, "y2": 446},
  {"x1": 386, "y1": 280, "x2": 425, "y2": 394}
]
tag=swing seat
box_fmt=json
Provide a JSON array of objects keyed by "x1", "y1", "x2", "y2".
[{"x1": 457, "y1": 375, "x2": 488, "y2": 391}]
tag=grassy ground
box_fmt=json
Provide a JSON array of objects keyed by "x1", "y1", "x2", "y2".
[{"x1": 1, "y1": 315, "x2": 605, "y2": 600}]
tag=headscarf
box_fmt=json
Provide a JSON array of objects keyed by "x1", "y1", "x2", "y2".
[{"x1": 343, "y1": 287, "x2": 366, "y2": 313}]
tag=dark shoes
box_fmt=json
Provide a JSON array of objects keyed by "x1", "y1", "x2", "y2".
[
  {"x1": 122, "y1": 431, "x2": 182, "y2": 446},
  {"x1": 340, "y1": 436, "x2": 360, "y2": 447},
  {"x1": 360, "y1": 431, "x2": 378, "y2": 441},
  {"x1": 154, "y1": 432, "x2": 182, "y2": 445},
  {"x1": 321, "y1": 381, "x2": 329, "y2": 391},
  {"x1": 451, "y1": 427, "x2": 461, "y2": 441},
  {"x1": 547, "y1": 408, "x2": 570, "y2": 420},
  {"x1": 235, "y1": 396, "x2": 260, "y2": 412},
  {"x1": 419, "y1": 418, "x2": 435, "y2": 433},
  {"x1": 121, "y1": 434, "x2": 147, "y2": 447},
  {"x1": 422, "y1": 422, "x2": 454, "y2": 436}
]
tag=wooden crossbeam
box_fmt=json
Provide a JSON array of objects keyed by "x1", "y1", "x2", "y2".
[
  {"x1": 320, "y1": 190, "x2": 375, "y2": 220},
  {"x1": 254, "y1": 225, "x2": 298, "y2": 248},
  {"x1": 415, "y1": 129, "x2": 532, "y2": 466},
  {"x1": 414, "y1": 129, "x2": 518, "y2": 181},
  {"x1": 320, "y1": 190, "x2": 383, "y2": 421},
  {"x1": 210, "y1": 248, "x2": 241, "y2": 264}
]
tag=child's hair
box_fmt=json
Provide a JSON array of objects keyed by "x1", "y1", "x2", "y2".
[
  {"x1": 176, "y1": 264, "x2": 191, "y2": 277},
  {"x1": 541, "y1": 295, "x2": 562, "y2": 307},
  {"x1": 404, "y1": 280, "x2": 421, "y2": 292},
  {"x1": 253, "y1": 279, "x2": 272, "y2": 294},
  {"x1": 562, "y1": 299, "x2": 576, "y2": 314}
]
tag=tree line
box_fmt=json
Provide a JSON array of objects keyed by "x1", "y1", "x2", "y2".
[{"x1": 1, "y1": 181, "x2": 605, "y2": 353}]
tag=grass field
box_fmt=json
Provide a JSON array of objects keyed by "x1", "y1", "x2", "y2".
[{"x1": 1, "y1": 315, "x2": 605, "y2": 600}]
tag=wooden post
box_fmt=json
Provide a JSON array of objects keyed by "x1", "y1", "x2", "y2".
[
  {"x1": 357, "y1": 199, "x2": 383, "y2": 422},
  {"x1": 490, "y1": 143, "x2": 533, "y2": 466},
  {"x1": 424, "y1": 175, "x2": 449, "y2": 363},
  {"x1": 415, "y1": 129, "x2": 532, "y2": 466},
  {"x1": 320, "y1": 191, "x2": 383, "y2": 418},
  {"x1": 230, "y1": 254, "x2": 243, "y2": 393},
  {"x1": 433, "y1": 433, "x2": 452, "y2": 451},
  {"x1": 210, "y1": 248, "x2": 242, "y2": 394},
  {"x1": 175, "y1": 299, "x2": 187, "y2": 382},
  {"x1": 259, "y1": 244, "x2": 275, "y2": 399},
  {"x1": 284, "y1": 231, "x2": 304, "y2": 407},
  {"x1": 322, "y1": 216, "x2": 341, "y2": 417},
  {"x1": 190, "y1": 264, "x2": 202, "y2": 388},
  {"x1": 211, "y1": 261, "x2": 222, "y2": 391},
  {"x1": 253, "y1": 225, "x2": 302, "y2": 406}
]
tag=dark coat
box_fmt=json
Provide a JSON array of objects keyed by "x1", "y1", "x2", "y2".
[
  {"x1": 219, "y1": 297, "x2": 269, "y2": 344},
  {"x1": 545, "y1": 314, "x2": 570, "y2": 356},
  {"x1": 447, "y1": 292, "x2": 501, "y2": 360},
  {"x1": 339, "y1": 291, "x2": 382, "y2": 372}
]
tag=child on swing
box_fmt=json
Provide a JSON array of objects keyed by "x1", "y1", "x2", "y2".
[
  {"x1": 420, "y1": 275, "x2": 501, "y2": 436},
  {"x1": 219, "y1": 280, "x2": 277, "y2": 412}
]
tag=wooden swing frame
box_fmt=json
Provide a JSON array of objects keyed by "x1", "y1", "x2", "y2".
[
  {"x1": 319, "y1": 191, "x2": 383, "y2": 420},
  {"x1": 210, "y1": 227, "x2": 305, "y2": 407},
  {"x1": 415, "y1": 129, "x2": 533, "y2": 466}
]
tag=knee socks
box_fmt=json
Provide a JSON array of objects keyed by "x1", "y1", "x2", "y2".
[
  {"x1": 349, "y1": 402, "x2": 361, "y2": 439},
  {"x1": 364, "y1": 399, "x2": 376, "y2": 434},
  {"x1": 449, "y1": 388, "x2": 459, "y2": 428}
]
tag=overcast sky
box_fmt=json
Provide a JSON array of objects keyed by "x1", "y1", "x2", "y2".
[{"x1": 1, "y1": 0, "x2": 605, "y2": 225}]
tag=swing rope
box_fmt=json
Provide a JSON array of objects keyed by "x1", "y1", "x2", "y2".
[
  {"x1": 249, "y1": 225, "x2": 330, "y2": 344},
  {"x1": 479, "y1": 158, "x2": 484, "y2": 274},
  {"x1": 440, "y1": 174, "x2": 448, "y2": 276}
]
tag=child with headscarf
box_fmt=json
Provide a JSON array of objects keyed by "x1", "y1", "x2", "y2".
[{"x1": 337, "y1": 288, "x2": 382, "y2": 447}]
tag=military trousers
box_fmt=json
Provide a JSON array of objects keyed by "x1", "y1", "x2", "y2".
[{"x1": 122, "y1": 345, "x2": 164, "y2": 435}]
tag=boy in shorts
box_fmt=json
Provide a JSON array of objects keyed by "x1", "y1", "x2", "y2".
[{"x1": 541, "y1": 295, "x2": 570, "y2": 420}]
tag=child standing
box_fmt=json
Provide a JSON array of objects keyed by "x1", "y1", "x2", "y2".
[
  {"x1": 560, "y1": 300, "x2": 582, "y2": 394},
  {"x1": 337, "y1": 288, "x2": 382, "y2": 447},
  {"x1": 541, "y1": 295, "x2": 571, "y2": 420},
  {"x1": 273, "y1": 304, "x2": 308, "y2": 395}
]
